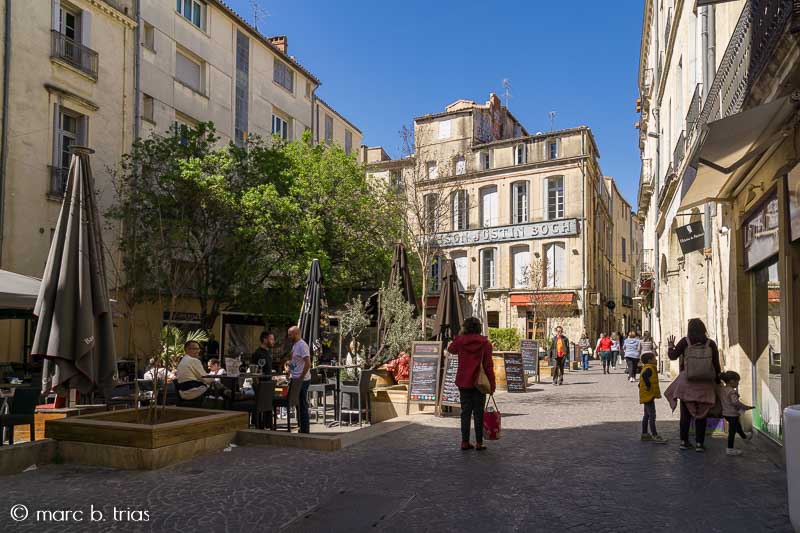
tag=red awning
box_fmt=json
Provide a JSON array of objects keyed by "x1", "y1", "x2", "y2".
[
  {"x1": 510, "y1": 293, "x2": 575, "y2": 307},
  {"x1": 768, "y1": 288, "x2": 780, "y2": 303}
]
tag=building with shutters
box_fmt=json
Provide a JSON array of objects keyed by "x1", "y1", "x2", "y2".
[{"x1": 368, "y1": 94, "x2": 639, "y2": 343}]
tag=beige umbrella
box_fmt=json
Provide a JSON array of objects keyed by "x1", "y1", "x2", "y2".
[
  {"x1": 31, "y1": 147, "x2": 116, "y2": 397},
  {"x1": 471, "y1": 286, "x2": 489, "y2": 336}
]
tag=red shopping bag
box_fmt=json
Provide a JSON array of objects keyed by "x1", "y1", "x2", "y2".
[{"x1": 483, "y1": 395, "x2": 501, "y2": 440}]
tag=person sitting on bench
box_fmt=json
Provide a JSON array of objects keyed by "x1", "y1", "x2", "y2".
[{"x1": 176, "y1": 341, "x2": 211, "y2": 403}]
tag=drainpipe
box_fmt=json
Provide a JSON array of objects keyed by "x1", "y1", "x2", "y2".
[
  {"x1": 581, "y1": 129, "x2": 588, "y2": 337},
  {"x1": 0, "y1": 0, "x2": 10, "y2": 268},
  {"x1": 705, "y1": 6, "x2": 716, "y2": 96},
  {"x1": 133, "y1": 0, "x2": 141, "y2": 141},
  {"x1": 311, "y1": 83, "x2": 319, "y2": 144}
]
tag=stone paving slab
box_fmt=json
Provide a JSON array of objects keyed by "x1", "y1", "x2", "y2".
[{"x1": 0, "y1": 366, "x2": 791, "y2": 532}]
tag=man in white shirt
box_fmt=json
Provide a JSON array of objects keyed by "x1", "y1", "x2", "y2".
[
  {"x1": 287, "y1": 326, "x2": 311, "y2": 433},
  {"x1": 176, "y1": 341, "x2": 211, "y2": 401}
]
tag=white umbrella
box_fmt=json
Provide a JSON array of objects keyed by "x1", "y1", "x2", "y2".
[{"x1": 471, "y1": 286, "x2": 489, "y2": 336}]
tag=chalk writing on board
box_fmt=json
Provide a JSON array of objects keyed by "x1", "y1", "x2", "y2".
[
  {"x1": 439, "y1": 354, "x2": 460, "y2": 406},
  {"x1": 520, "y1": 340, "x2": 539, "y2": 376},
  {"x1": 504, "y1": 352, "x2": 526, "y2": 393}
]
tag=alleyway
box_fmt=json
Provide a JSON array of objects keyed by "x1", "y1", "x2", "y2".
[{"x1": 2, "y1": 366, "x2": 792, "y2": 532}]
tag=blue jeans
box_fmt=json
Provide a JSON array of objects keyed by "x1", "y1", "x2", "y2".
[{"x1": 582, "y1": 353, "x2": 590, "y2": 370}]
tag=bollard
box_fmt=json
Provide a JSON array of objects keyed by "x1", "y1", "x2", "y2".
[{"x1": 785, "y1": 405, "x2": 800, "y2": 532}]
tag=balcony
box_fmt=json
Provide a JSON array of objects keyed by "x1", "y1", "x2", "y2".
[
  {"x1": 51, "y1": 30, "x2": 98, "y2": 80},
  {"x1": 672, "y1": 130, "x2": 685, "y2": 171},
  {"x1": 685, "y1": 84, "x2": 702, "y2": 140},
  {"x1": 642, "y1": 68, "x2": 654, "y2": 99},
  {"x1": 638, "y1": 158, "x2": 654, "y2": 213},
  {"x1": 49, "y1": 166, "x2": 69, "y2": 197}
]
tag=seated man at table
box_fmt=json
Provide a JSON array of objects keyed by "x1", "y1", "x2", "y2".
[{"x1": 175, "y1": 341, "x2": 212, "y2": 402}]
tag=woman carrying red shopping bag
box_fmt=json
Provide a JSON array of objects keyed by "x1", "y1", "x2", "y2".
[{"x1": 447, "y1": 317, "x2": 496, "y2": 451}]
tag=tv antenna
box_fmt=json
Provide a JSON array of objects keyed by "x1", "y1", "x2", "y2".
[
  {"x1": 549, "y1": 111, "x2": 557, "y2": 131},
  {"x1": 250, "y1": 0, "x2": 270, "y2": 33},
  {"x1": 502, "y1": 79, "x2": 512, "y2": 108}
]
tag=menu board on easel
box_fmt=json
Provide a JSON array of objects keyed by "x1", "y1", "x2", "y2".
[
  {"x1": 503, "y1": 352, "x2": 527, "y2": 393},
  {"x1": 406, "y1": 341, "x2": 442, "y2": 414},
  {"x1": 520, "y1": 340, "x2": 539, "y2": 377},
  {"x1": 438, "y1": 352, "x2": 460, "y2": 408}
]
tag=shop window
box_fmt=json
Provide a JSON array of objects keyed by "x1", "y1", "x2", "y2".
[{"x1": 487, "y1": 311, "x2": 500, "y2": 329}]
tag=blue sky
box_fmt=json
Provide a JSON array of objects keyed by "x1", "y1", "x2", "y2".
[{"x1": 228, "y1": 0, "x2": 645, "y2": 206}]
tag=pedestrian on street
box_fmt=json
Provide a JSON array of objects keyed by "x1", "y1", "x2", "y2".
[
  {"x1": 639, "y1": 352, "x2": 667, "y2": 443},
  {"x1": 610, "y1": 333, "x2": 620, "y2": 370},
  {"x1": 640, "y1": 331, "x2": 657, "y2": 368},
  {"x1": 252, "y1": 331, "x2": 275, "y2": 377},
  {"x1": 623, "y1": 331, "x2": 642, "y2": 382},
  {"x1": 548, "y1": 326, "x2": 570, "y2": 385},
  {"x1": 596, "y1": 333, "x2": 613, "y2": 374},
  {"x1": 287, "y1": 326, "x2": 312, "y2": 434},
  {"x1": 579, "y1": 332, "x2": 591, "y2": 370},
  {"x1": 663, "y1": 318, "x2": 721, "y2": 453},
  {"x1": 718, "y1": 370, "x2": 753, "y2": 456},
  {"x1": 448, "y1": 317, "x2": 496, "y2": 451}
]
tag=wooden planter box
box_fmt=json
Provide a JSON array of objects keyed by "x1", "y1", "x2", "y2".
[{"x1": 45, "y1": 407, "x2": 248, "y2": 470}]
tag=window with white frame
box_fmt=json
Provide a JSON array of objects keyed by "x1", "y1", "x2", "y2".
[
  {"x1": 271, "y1": 113, "x2": 290, "y2": 140},
  {"x1": 480, "y1": 248, "x2": 497, "y2": 289},
  {"x1": 324, "y1": 114, "x2": 333, "y2": 144},
  {"x1": 511, "y1": 181, "x2": 528, "y2": 224},
  {"x1": 480, "y1": 185, "x2": 498, "y2": 228},
  {"x1": 423, "y1": 193, "x2": 439, "y2": 234},
  {"x1": 511, "y1": 246, "x2": 531, "y2": 289},
  {"x1": 452, "y1": 190, "x2": 468, "y2": 231},
  {"x1": 548, "y1": 139, "x2": 559, "y2": 160},
  {"x1": 426, "y1": 161, "x2": 438, "y2": 180},
  {"x1": 55, "y1": 107, "x2": 86, "y2": 171},
  {"x1": 544, "y1": 242, "x2": 565, "y2": 287},
  {"x1": 142, "y1": 94, "x2": 154, "y2": 123},
  {"x1": 478, "y1": 150, "x2": 491, "y2": 170},
  {"x1": 273, "y1": 57, "x2": 294, "y2": 93},
  {"x1": 176, "y1": 0, "x2": 204, "y2": 29},
  {"x1": 174, "y1": 113, "x2": 197, "y2": 146},
  {"x1": 143, "y1": 22, "x2": 155, "y2": 51},
  {"x1": 438, "y1": 119, "x2": 451, "y2": 140},
  {"x1": 514, "y1": 144, "x2": 527, "y2": 165},
  {"x1": 455, "y1": 155, "x2": 466, "y2": 175},
  {"x1": 429, "y1": 256, "x2": 441, "y2": 293},
  {"x1": 59, "y1": 3, "x2": 81, "y2": 42},
  {"x1": 345, "y1": 130, "x2": 353, "y2": 155},
  {"x1": 545, "y1": 176, "x2": 565, "y2": 219},
  {"x1": 452, "y1": 252, "x2": 468, "y2": 290},
  {"x1": 175, "y1": 49, "x2": 204, "y2": 93}
]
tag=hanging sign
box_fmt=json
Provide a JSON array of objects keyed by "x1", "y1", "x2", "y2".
[{"x1": 675, "y1": 222, "x2": 705, "y2": 254}]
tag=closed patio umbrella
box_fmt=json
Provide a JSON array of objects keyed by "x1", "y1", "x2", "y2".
[
  {"x1": 471, "y1": 286, "x2": 489, "y2": 336},
  {"x1": 298, "y1": 259, "x2": 323, "y2": 358},
  {"x1": 377, "y1": 242, "x2": 418, "y2": 349},
  {"x1": 31, "y1": 147, "x2": 116, "y2": 398},
  {"x1": 431, "y1": 259, "x2": 465, "y2": 345}
]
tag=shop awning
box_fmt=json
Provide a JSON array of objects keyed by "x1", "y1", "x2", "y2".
[
  {"x1": 679, "y1": 95, "x2": 798, "y2": 210},
  {"x1": 0, "y1": 269, "x2": 40, "y2": 311},
  {"x1": 510, "y1": 293, "x2": 575, "y2": 307}
]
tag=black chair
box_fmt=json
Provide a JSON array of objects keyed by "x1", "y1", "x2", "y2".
[
  {"x1": 339, "y1": 370, "x2": 372, "y2": 427},
  {"x1": 0, "y1": 387, "x2": 40, "y2": 445},
  {"x1": 254, "y1": 381, "x2": 275, "y2": 429},
  {"x1": 307, "y1": 369, "x2": 334, "y2": 424},
  {"x1": 174, "y1": 382, "x2": 205, "y2": 408},
  {"x1": 273, "y1": 380, "x2": 302, "y2": 432}
]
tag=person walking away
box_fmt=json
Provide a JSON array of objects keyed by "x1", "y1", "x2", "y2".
[
  {"x1": 610, "y1": 333, "x2": 620, "y2": 370},
  {"x1": 252, "y1": 331, "x2": 275, "y2": 377},
  {"x1": 287, "y1": 326, "x2": 312, "y2": 433},
  {"x1": 548, "y1": 327, "x2": 570, "y2": 386},
  {"x1": 447, "y1": 317, "x2": 496, "y2": 451},
  {"x1": 623, "y1": 331, "x2": 642, "y2": 382},
  {"x1": 578, "y1": 332, "x2": 591, "y2": 370},
  {"x1": 664, "y1": 318, "x2": 721, "y2": 452},
  {"x1": 719, "y1": 370, "x2": 753, "y2": 456},
  {"x1": 639, "y1": 353, "x2": 667, "y2": 443},
  {"x1": 596, "y1": 333, "x2": 613, "y2": 374}
]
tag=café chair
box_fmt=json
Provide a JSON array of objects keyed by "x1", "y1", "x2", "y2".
[
  {"x1": 0, "y1": 387, "x2": 40, "y2": 445},
  {"x1": 338, "y1": 370, "x2": 372, "y2": 428},
  {"x1": 307, "y1": 369, "x2": 334, "y2": 424},
  {"x1": 273, "y1": 379, "x2": 302, "y2": 432},
  {"x1": 254, "y1": 381, "x2": 275, "y2": 430}
]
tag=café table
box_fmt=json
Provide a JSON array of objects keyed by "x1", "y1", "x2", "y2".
[{"x1": 315, "y1": 364, "x2": 361, "y2": 427}]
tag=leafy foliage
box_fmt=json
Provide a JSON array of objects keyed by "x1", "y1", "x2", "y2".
[
  {"x1": 489, "y1": 328, "x2": 521, "y2": 351},
  {"x1": 375, "y1": 282, "x2": 422, "y2": 366}
]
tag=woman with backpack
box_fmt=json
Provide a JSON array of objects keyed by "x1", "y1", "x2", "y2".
[{"x1": 664, "y1": 318, "x2": 721, "y2": 452}]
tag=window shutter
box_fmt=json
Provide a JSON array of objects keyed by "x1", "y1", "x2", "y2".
[
  {"x1": 51, "y1": 0, "x2": 59, "y2": 31},
  {"x1": 81, "y1": 10, "x2": 91, "y2": 47},
  {"x1": 554, "y1": 243, "x2": 565, "y2": 286},
  {"x1": 78, "y1": 114, "x2": 88, "y2": 146},
  {"x1": 52, "y1": 102, "x2": 61, "y2": 168}
]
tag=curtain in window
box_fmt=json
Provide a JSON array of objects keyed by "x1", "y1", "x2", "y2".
[
  {"x1": 545, "y1": 242, "x2": 565, "y2": 287},
  {"x1": 481, "y1": 186, "x2": 497, "y2": 227},
  {"x1": 512, "y1": 247, "x2": 530, "y2": 288}
]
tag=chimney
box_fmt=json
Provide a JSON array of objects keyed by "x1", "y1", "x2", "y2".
[{"x1": 268, "y1": 35, "x2": 287, "y2": 54}]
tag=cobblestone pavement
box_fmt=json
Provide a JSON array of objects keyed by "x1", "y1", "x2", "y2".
[{"x1": 1, "y1": 365, "x2": 792, "y2": 532}]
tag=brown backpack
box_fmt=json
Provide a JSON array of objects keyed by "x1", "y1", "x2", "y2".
[{"x1": 683, "y1": 339, "x2": 716, "y2": 382}]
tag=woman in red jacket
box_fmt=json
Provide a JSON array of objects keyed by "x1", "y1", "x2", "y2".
[{"x1": 447, "y1": 317, "x2": 496, "y2": 451}]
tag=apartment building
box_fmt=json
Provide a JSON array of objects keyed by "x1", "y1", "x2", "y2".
[
  {"x1": 606, "y1": 177, "x2": 643, "y2": 336},
  {"x1": 369, "y1": 94, "x2": 636, "y2": 343},
  {"x1": 636, "y1": 0, "x2": 800, "y2": 443},
  {"x1": 0, "y1": 0, "x2": 136, "y2": 363}
]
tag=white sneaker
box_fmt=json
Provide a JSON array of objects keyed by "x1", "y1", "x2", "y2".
[{"x1": 726, "y1": 448, "x2": 743, "y2": 456}]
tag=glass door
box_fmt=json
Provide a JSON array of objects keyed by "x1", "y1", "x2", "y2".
[{"x1": 752, "y1": 260, "x2": 783, "y2": 441}]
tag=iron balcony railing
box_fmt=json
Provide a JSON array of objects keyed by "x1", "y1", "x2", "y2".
[
  {"x1": 673, "y1": 130, "x2": 685, "y2": 171},
  {"x1": 49, "y1": 166, "x2": 69, "y2": 196},
  {"x1": 685, "y1": 84, "x2": 702, "y2": 140},
  {"x1": 51, "y1": 30, "x2": 98, "y2": 79}
]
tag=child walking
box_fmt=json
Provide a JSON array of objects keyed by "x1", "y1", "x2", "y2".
[
  {"x1": 639, "y1": 353, "x2": 667, "y2": 443},
  {"x1": 719, "y1": 371, "x2": 753, "y2": 456}
]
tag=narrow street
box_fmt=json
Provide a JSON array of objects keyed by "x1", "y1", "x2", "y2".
[{"x1": 2, "y1": 365, "x2": 791, "y2": 532}]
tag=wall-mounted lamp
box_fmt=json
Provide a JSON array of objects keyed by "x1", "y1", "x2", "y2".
[{"x1": 719, "y1": 226, "x2": 730, "y2": 235}]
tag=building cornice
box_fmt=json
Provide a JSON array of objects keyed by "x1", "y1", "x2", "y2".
[
  {"x1": 316, "y1": 96, "x2": 362, "y2": 134},
  {"x1": 44, "y1": 83, "x2": 99, "y2": 111},
  {"x1": 639, "y1": 0, "x2": 653, "y2": 90},
  {"x1": 89, "y1": 0, "x2": 137, "y2": 28},
  {"x1": 656, "y1": 0, "x2": 685, "y2": 105}
]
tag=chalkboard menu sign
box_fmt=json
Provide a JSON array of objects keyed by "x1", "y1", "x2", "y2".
[
  {"x1": 407, "y1": 341, "x2": 442, "y2": 413},
  {"x1": 439, "y1": 353, "x2": 460, "y2": 407},
  {"x1": 503, "y1": 352, "x2": 527, "y2": 393},
  {"x1": 520, "y1": 340, "x2": 539, "y2": 376}
]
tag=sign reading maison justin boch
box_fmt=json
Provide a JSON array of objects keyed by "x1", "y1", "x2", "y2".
[{"x1": 431, "y1": 219, "x2": 580, "y2": 248}]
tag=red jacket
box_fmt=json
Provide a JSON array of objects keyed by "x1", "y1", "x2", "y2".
[{"x1": 448, "y1": 334, "x2": 496, "y2": 392}]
